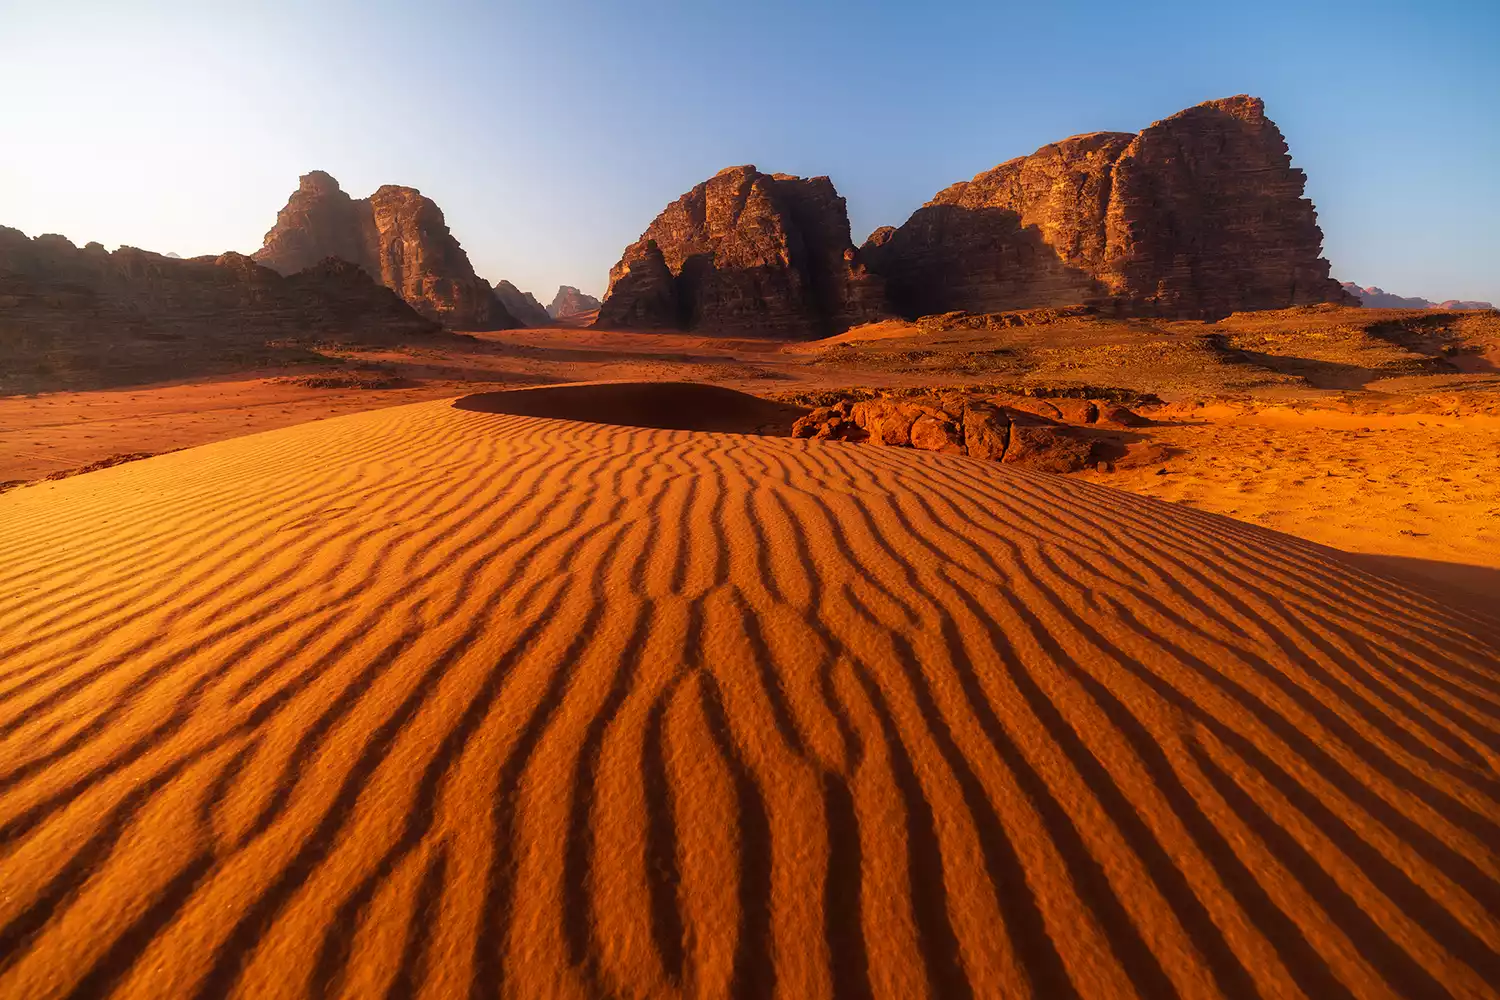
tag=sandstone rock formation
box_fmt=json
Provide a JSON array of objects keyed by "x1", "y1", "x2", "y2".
[
  {"x1": 0, "y1": 226, "x2": 438, "y2": 392},
  {"x1": 254, "y1": 171, "x2": 517, "y2": 330},
  {"x1": 547, "y1": 285, "x2": 601, "y2": 319},
  {"x1": 596, "y1": 165, "x2": 886, "y2": 338},
  {"x1": 493, "y1": 280, "x2": 551, "y2": 326},
  {"x1": 863, "y1": 96, "x2": 1351, "y2": 320},
  {"x1": 1341, "y1": 282, "x2": 1495, "y2": 311},
  {"x1": 790, "y1": 390, "x2": 1147, "y2": 473}
]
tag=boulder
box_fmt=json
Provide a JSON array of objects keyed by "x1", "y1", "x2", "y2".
[
  {"x1": 961, "y1": 401, "x2": 1011, "y2": 461},
  {"x1": 1053, "y1": 398, "x2": 1100, "y2": 424},
  {"x1": 910, "y1": 414, "x2": 964, "y2": 453},
  {"x1": 254, "y1": 171, "x2": 517, "y2": 330},
  {"x1": 1099, "y1": 404, "x2": 1149, "y2": 427},
  {"x1": 1003, "y1": 423, "x2": 1097, "y2": 473},
  {"x1": 863, "y1": 96, "x2": 1351, "y2": 320},
  {"x1": 596, "y1": 165, "x2": 886, "y2": 337}
]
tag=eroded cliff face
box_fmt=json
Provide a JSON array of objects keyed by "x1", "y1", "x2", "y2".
[
  {"x1": 596, "y1": 165, "x2": 885, "y2": 337},
  {"x1": 864, "y1": 96, "x2": 1351, "y2": 319},
  {"x1": 254, "y1": 172, "x2": 517, "y2": 330}
]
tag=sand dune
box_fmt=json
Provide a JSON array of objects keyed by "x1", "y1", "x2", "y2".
[{"x1": 1, "y1": 383, "x2": 1498, "y2": 999}]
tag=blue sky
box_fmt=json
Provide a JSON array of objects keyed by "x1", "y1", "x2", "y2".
[{"x1": 1, "y1": 0, "x2": 1495, "y2": 303}]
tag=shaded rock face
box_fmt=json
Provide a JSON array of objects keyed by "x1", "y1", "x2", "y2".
[
  {"x1": 493, "y1": 280, "x2": 550, "y2": 326},
  {"x1": 596, "y1": 165, "x2": 886, "y2": 338},
  {"x1": 864, "y1": 96, "x2": 1351, "y2": 320},
  {"x1": 254, "y1": 171, "x2": 517, "y2": 330},
  {"x1": 547, "y1": 285, "x2": 601, "y2": 319},
  {"x1": 0, "y1": 226, "x2": 438, "y2": 392}
]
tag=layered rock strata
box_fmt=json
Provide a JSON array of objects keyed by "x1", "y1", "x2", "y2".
[
  {"x1": 254, "y1": 171, "x2": 516, "y2": 330},
  {"x1": 863, "y1": 96, "x2": 1351, "y2": 320},
  {"x1": 596, "y1": 165, "x2": 885, "y2": 337}
]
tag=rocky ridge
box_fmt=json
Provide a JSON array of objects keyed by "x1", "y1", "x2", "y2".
[
  {"x1": 254, "y1": 171, "x2": 517, "y2": 330},
  {"x1": 0, "y1": 226, "x2": 438, "y2": 392},
  {"x1": 595, "y1": 165, "x2": 886, "y2": 338},
  {"x1": 1341, "y1": 282, "x2": 1495, "y2": 311},
  {"x1": 863, "y1": 96, "x2": 1351, "y2": 320}
]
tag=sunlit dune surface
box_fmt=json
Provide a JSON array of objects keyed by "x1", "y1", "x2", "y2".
[{"x1": 1, "y1": 384, "x2": 1498, "y2": 999}]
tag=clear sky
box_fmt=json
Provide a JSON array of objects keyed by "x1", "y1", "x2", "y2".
[{"x1": 2, "y1": 0, "x2": 1496, "y2": 304}]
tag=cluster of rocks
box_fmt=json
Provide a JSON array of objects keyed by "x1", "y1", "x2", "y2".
[
  {"x1": 597, "y1": 96, "x2": 1350, "y2": 335},
  {"x1": 596, "y1": 165, "x2": 886, "y2": 338},
  {"x1": 792, "y1": 392, "x2": 1162, "y2": 473},
  {"x1": 0, "y1": 227, "x2": 438, "y2": 391}
]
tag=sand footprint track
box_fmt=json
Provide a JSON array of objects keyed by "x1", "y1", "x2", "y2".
[{"x1": 0, "y1": 385, "x2": 1498, "y2": 999}]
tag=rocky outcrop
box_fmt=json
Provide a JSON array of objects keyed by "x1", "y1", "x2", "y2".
[
  {"x1": 493, "y1": 280, "x2": 551, "y2": 326},
  {"x1": 254, "y1": 171, "x2": 517, "y2": 330},
  {"x1": 0, "y1": 227, "x2": 438, "y2": 392},
  {"x1": 863, "y1": 96, "x2": 1351, "y2": 320},
  {"x1": 596, "y1": 165, "x2": 886, "y2": 338},
  {"x1": 1341, "y1": 282, "x2": 1495, "y2": 311},
  {"x1": 547, "y1": 285, "x2": 601, "y2": 319},
  {"x1": 790, "y1": 390, "x2": 1149, "y2": 473}
]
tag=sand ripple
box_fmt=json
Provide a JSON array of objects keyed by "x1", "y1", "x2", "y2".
[{"x1": 0, "y1": 389, "x2": 1497, "y2": 999}]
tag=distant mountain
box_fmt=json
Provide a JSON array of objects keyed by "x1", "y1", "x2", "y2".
[
  {"x1": 492, "y1": 280, "x2": 550, "y2": 326},
  {"x1": 1341, "y1": 282, "x2": 1494, "y2": 311},
  {"x1": 255, "y1": 170, "x2": 519, "y2": 330},
  {"x1": 164, "y1": 251, "x2": 182, "y2": 259},
  {"x1": 547, "y1": 285, "x2": 600, "y2": 319}
]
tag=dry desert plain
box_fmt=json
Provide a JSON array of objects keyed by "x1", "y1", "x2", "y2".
[{"x1": 1, "y1": 307, "x2": 1500, "y2": 998}]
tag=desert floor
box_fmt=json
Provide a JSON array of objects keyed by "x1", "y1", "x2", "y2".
[
  {"x1": 4, "y1": 321, "x2": 1498, "y2": 603},
  {"x1": 1, "y1": 384, "x2": 1497, "y2": 998}
]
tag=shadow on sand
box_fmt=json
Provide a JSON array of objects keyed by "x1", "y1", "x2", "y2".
[
  {"x1": 1345, "y1": 552, "x2": 1500, "y2": 619},
  {"x1": 453, "y1": 381, "x2": 809, "y2": 435}
]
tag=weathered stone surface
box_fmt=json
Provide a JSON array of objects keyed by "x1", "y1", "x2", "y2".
[
  {"x1": 596, "y1": 165, "x2": 886, "y2": 337},
  {"x1": 547, "y1": 285, "x2": 601, "y2": 319},
  {"x1": 863, "y1": 96, "x2": 1351, "y2": 320},
  {"x1": 1002, "y1": 423, "x2": 1097, "y2": 473},
  {"x1": 254, "y1": 171, "x2": 516, "y2": 330},
  {"x1": 598, "y1": 240, "x2": 678, "y2": 329},
  {"x1": 962, "y1": 401, "x2": 1011, "y2": 461},
  {"x1": 910, "y1": 414, "x2": 964, "y2": 453},
  {"x1": 493, "y1": 280, "x2": 550, "y2": 326},
  {"x1": 0, "y1": 226, "x2": 439, "y2": 392}
]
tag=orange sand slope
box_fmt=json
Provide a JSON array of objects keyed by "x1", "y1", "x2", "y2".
[{"x1": 2, "y1": 385, "x2": 1499, "y2": 1000}]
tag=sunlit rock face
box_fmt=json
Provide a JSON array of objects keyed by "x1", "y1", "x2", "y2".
[
  {"x1": 863, "y1": 96, "x2": 1352, "y2": 320},
  {"x1": 596, "y1": 165, "x2": 886, "y2": 338}
]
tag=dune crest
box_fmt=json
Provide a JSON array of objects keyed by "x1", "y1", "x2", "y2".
[{"x1": 0, "y1": 394, "x2": 1497, "y2": 999}]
